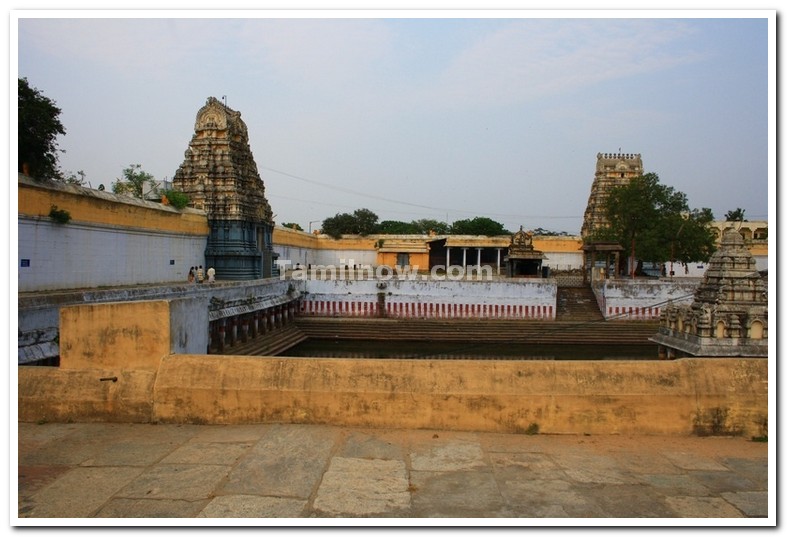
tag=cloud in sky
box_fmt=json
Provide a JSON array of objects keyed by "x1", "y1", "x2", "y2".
[{"x1": 16, "y1": 13, "x2": 771, "y2": 233}]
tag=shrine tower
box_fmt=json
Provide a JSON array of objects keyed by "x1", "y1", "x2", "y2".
[
  {"x1": 580, "y1": 152, "x2": 644, "y2": 240},
  {"x1": 173, "y1": 97, "x2": 275, "y2": 280},
  {"x1": 651, "y1": 228, "x2": 768, "y2": 358}
]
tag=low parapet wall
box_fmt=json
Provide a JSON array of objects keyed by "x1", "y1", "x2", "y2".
[{"x1": 17, "y1": 300, "x2": 768, "y2": 437}]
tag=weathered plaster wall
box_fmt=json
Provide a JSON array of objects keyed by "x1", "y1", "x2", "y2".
[
  {"x1": 17, "y1": 299, "x2": 768, "y2": 436},
  {"x1": 595, "y1": 279, "x2": 699, "y2": 320},
  {"x1": 150, "y1": 355, "x2": 767, "y2": 437}
]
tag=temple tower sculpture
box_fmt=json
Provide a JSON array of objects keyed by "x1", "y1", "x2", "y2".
[
  {"x1": 580, "y1": 152, "x2": 642, "y2": 281},
  {"x1": 173, "y1": 97, "x2": 275, "y2": 280},
  {"x1": 581, "y1": 152, "x2": 644, "y2": 240},
  {"x1": 650, "y1": 229, "x2": 768, "y2": 358}
]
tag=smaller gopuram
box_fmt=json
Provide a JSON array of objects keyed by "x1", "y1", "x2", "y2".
[
  {"x1": 173, "y1": 97, "x2": 275, "y2": 279},
  {"x1": 651, "y1": 229, "x2": 768, "y2": 358},
  {"x1": 505, "y1": 227, "x2": 546, "y2": 277}
]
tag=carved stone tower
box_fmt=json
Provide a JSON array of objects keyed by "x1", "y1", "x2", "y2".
[
  {"x1": 173, "y1": 97, "x2": 275, "y2": 280},
  {"x1": 581, "y1": 152, "x2": 644, "y2": 240},
  {"x1": 651, "y1": 229, "x2": 768, "y2": 358}
]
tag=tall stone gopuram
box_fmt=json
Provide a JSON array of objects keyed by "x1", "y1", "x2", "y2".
[
  {"x1": 173, "y1": 97, "x2": 275, "y2": 280},
  {"x1": 581, "y1": 152, "x2": 644, "y2": 240}
]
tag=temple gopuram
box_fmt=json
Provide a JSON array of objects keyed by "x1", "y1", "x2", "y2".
[
  {"x1": 580, "y1": 153, "x2": 642, "y2": 281},
  {"x1": 505, "y1": 227, "x2": 546, "y2": 277},
  {"x1": 651, "y1": 229, "x2": 768, "y2": 358},
  {"x1": 173, "y1": 97, "x2": 275, "y2": 279}
]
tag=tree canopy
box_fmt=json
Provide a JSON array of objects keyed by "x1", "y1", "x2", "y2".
[
  {"x1": 321, "y1": 208, "x2": 380, "y2": 239},
  {"x1": 594, "y1": 172, "x2": 716, "y2": 276},
  {"x1": 450, "y1": 216, "x2": 509, "y2": 236},
  {"x1": 18, "y1": 78, "x2": 66, "y2": 180},
  {"x1": 113, "y1": 164, "x2": 155, "y2": 198},
  {"x1": 724, "y1": 208, "x2": 746, "y2": 222}
]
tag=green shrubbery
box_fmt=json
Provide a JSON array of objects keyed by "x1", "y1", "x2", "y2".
[{"x1": 163, "y1": 189, "x2": 190, "y2": 210}]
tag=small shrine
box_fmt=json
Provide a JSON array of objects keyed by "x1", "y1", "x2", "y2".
[
  {"x1": 505, "y1": 227, "x2": 546, "y2": 277},
  {"x1": 651, "y1": 229, "x2": 768, "y2": 358}
]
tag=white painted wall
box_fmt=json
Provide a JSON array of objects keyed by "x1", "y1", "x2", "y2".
[
  {"x1": 541, "y1": 252, "x2": 584, "y2": 272},
  {"x1": 594, "y1": 279, "x2": 699, "y2": 320},
  {"x1": 19, "y1": 218, "x2": 208, "y2": 292},
  {"x1": 300, "y1": 278, "x2": 557, "y2": 319}
]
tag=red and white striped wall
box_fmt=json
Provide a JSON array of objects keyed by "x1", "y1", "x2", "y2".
[
  {"x1": 607, "y1": 306, "x2": 661, "y2": 320},
  {"x1": 300, "y1": 299, "x2": 555, "y2": 320}
]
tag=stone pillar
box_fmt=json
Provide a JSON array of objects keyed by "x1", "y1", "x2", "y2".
[
  {"x1": 446, "y1": 247, "x2": 451, "y2": 269},
  {"x1": 240, "y1": 315, "x2": 249, "y2": 343},
  {"x1": 496, "y1": 248, "x2": 502, "y2": 275},
  {"x1": 250, "y1": 311, "x2": 259, "y2": 338},
  {"x1": 462, "y1": 248, "x2": 468, "y2": 270},
  {"x1": 476, "y1": 248, "x2": 482, "y2": 274},
  {"x1": 217, "y1": 319, "x2": 226, "y2": 354},
  {"x1": 229, "y1": 316, "x2": 238, "y2": 347}
]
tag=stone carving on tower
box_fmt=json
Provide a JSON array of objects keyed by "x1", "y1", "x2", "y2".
[
  {"x1": 650, "y1": 229, "x2": 768, "y2": 358},
  {"x1": 581, "y1": 153, "x2": 643, "y2": 240},
  {"x1": 173, "y1": 97, "x2": 275, "y2": 280}
]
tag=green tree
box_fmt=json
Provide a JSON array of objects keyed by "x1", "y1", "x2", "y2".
[
  {"x1": 413, "y1": 218, "x2": 450, "y2": 235},
  {"x1": 725, "y1": 208, "x2": 746, "y2": 222},
  {"x1": 18, "y1": 78, "x2": 66, "y2": 180},
  {"x1": 377, "y1": 220, "x2": 419, "y2": 234},
  {"x1": 533, "y1": 227, "x2": 569, "y2": 236},
  {"x1": 321, "y1": 208, "x2": 379, "y2": 239},
  {"x1": 281, "y1": 222, "x2": 304, "y2": 231},
  {"x1": 113, "y1": 164, "x2": 154, "y2": 198},
  {"x1": 450, "y1": 216, "x2": 508, "y2": 236},
  {"x1": 597, "y1": 173, "x2": 716, "y2": 277},
  {"x1": 63, "y1": 170, "x2": 87, "y2": 186}
]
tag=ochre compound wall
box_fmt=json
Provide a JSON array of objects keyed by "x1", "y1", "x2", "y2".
[{"x1": 18, "y1": 300, "x2": 768, "y2": 436}]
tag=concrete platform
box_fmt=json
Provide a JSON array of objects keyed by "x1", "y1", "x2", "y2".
[{"x1": 16, "y1": 422, "x2": 771, "y2": 524}]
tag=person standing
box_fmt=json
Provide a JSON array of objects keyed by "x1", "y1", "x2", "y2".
[
  {"x1": 197, "y1": 265, "x2": 204, "y2": 284},
  {"x1": 188, "y1": 267, "x2": 195, "y2": 283},
  {"x1": 207, "y1": 266, "x2": 216, "y2": 283}
]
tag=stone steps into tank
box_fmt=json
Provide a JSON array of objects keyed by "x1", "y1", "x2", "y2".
[
  {"x1": 211, "y1": 324, "x2": 307, "y2": 356},
  {"x1": 555, "y1": 285, "x2": 605, "y2": 322},
  {"x1": 293, "y1": 317, "x2": 658, "y2": 346}
]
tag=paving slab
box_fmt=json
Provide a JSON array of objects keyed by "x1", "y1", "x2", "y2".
[
  {"x1": 94, "y1": 498, "x2": 209, "y2": 518},
  {"x1": 218, "y1": 424, "x2": 337, "y2": 499},
  {"x1": 198, "y1": 495, "x2": 308, "y2": 518},
  {"x1": 117, "y1": 464, "x2": 231, "y2": 501},
  {"x1": 19, "y1": 466, "x2": 144, "y2": 518},
  {"x1": 313, "y1": 457, "x2": 410, "y2": 517},
  {"x1": 15, "y1": 422, "x2": 772, "y2": 523},
  {"x1": 664, "y1": 496, "x2": 744, "y2": 518},
  {"x1": 721, "y1": 491, "x2": 769, "y2": 518}
]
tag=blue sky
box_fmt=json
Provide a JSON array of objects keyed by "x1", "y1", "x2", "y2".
[{"x1": 15, "y1": 11, "x2": 772, "y2": 234}]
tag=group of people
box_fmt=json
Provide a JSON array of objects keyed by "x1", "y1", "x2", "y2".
[{"x1": 188, "y1": 265, "x2": 215, "y2": 284}]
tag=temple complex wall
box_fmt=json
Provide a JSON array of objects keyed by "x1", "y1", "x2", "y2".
[
  {"x1": 17, "y1": 299, "x2": 768, "y2": 436},
  {"x1": 300, "y1": 278, "x2": 557, "y2": 319},
  {"x1": 18, "y1": 175, "x2": 208, "y2": 292},
  {"x1": 272, "y1": 227, "x2": 585, "y2": 272}
]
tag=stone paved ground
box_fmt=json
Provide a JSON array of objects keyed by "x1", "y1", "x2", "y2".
[{"x1": 16, "y1": 422, "x2": 772, "y2": 524}]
